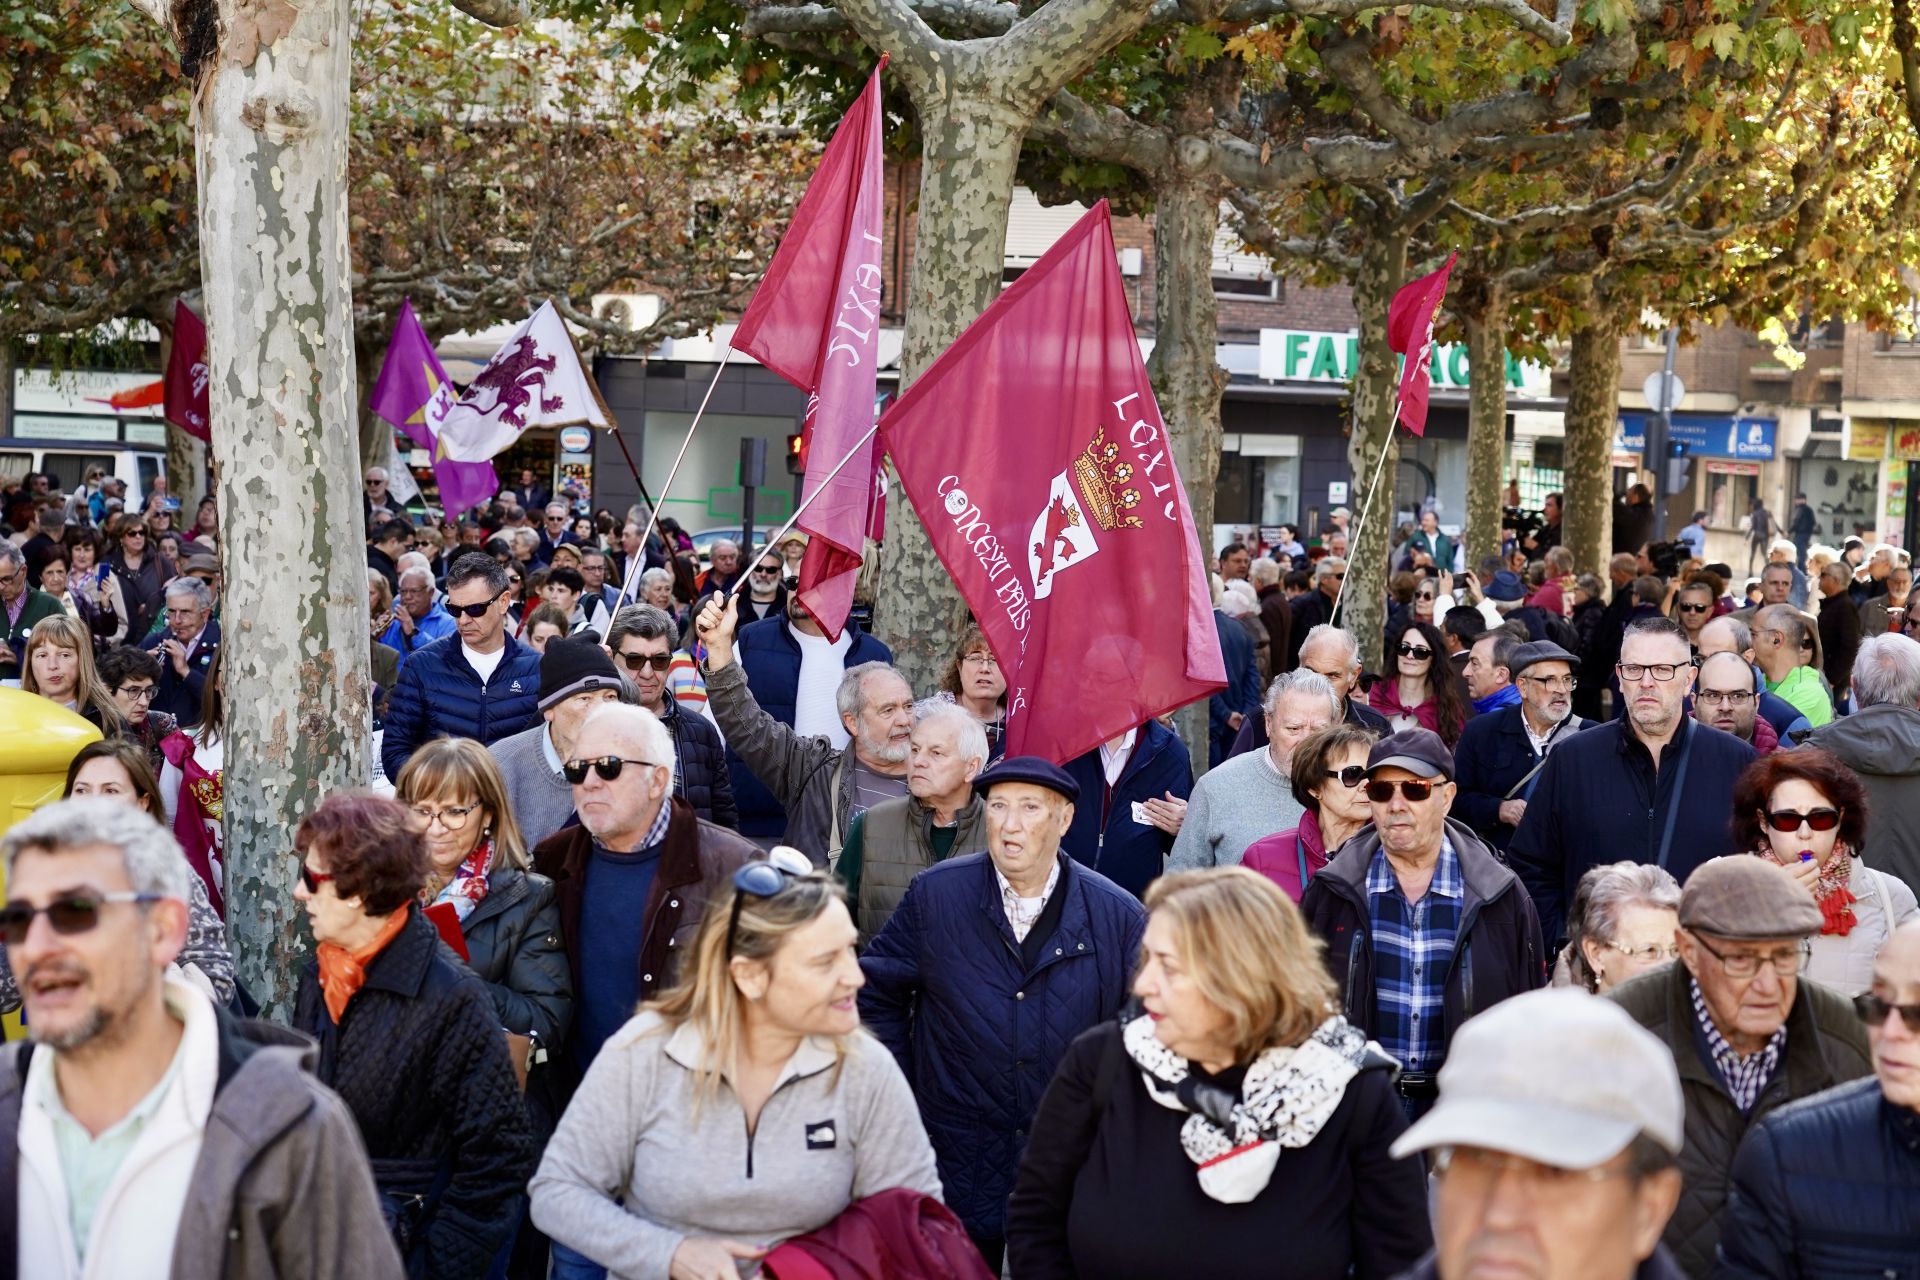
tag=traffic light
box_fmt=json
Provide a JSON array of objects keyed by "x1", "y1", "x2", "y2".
[
  {"x1": 786, "y1": 432, "x2": 806, "y2": 475},
  {"x1": 1664, "y1": 438, "x2": 1691, "y2": 495}
]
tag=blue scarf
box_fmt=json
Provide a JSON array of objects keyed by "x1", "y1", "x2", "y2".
[{"x1": 1473, "y1": 683, "x2": 1523, "y2": 715}]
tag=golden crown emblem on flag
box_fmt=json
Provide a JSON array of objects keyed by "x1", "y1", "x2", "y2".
[{"x1": 1072, "y1": 427, "x2": 1145, "y2": 532}]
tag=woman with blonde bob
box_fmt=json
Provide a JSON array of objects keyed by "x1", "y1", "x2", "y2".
[
  {"x1": 394, "y1": 736, "x2": 571, "y2": 1055},
  {"x1": 1008, "y1": 868, "x2": 1431, "y2": 1280},
  {"x1": 530, "y1": 847, "x2": 943, "y2": 1280},
  {"x1": 21, "y1": 613, "x2": 123, "y2": 731}
]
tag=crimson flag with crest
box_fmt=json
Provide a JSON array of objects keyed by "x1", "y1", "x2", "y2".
[{"x1": 878, "y1": 201, "x2": 1225, "y2": 764}]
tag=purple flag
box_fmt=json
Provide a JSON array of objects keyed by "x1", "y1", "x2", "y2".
[{"x1": 370, "y1": 299, "x2": 499, "y2": 518}]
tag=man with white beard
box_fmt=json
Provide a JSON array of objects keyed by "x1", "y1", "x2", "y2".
[{"x1": 1451, "y1": 641, "x2": 1587, "y2": 852}]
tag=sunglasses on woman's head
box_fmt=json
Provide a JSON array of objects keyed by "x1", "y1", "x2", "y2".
[
  {"x1": 1364, "y1": 779, "x2": 1436, "y2": 803},
  {"x1": 726, "y1": 846, "x2": 814, "y2": 955},
  {"x1": 1764, "y1": 807, "x2": 1841, "y2": 833},
  {"x1": 562, "y1": 755, "x2": 660, "y2": 785}
]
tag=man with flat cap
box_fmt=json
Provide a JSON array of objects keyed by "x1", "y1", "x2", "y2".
[
  {"x1": 861, "y1": 756, "x2": 1147, "y2": 1270},
  {"x1": 1451, "y1": 639, "x2": 1589, "y2": 851},
  {"x1": 1605, "y1": 855, "x2": 1870, "y2": 1277},
  {"x1": 1392, "y1": 988, "x2": 1688, "y2": 1280},
  {"x1": 1303, "y1": 728, "x2": 1546, "y2": 1120}
]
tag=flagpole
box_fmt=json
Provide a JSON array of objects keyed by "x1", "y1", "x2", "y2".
[
  {"x1": 718, "y1": 422, "x2": 880, "y2": 605},
  {"x1": 610, "y1": 344, "x2": 736, "y2": 612},
  {"x1": 1330, "y1": 427, "x2": 1396, "y2": 624}
]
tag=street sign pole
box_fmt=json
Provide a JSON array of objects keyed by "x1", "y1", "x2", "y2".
[{"x1": 1642, "y1": 331, "x2": 1683, "y2": 542}]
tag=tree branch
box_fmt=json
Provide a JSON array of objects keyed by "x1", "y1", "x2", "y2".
[
  {"x1": 448, "y1": 0, "x2": 532, "y2": 26},
  {"x1": 821, "y1": 0, "x2": 956, "y2": 98},
  {"x1": 987, "y1": 0, "x2": 1160, "y2": 110}
]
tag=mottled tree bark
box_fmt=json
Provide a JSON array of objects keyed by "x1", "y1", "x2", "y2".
[
  {"x1": 356, "y1": 332, "x2": 389, "y2": 477},
  {"x1": 168, "y1": 0, "x2": 369, "y2": 1016},
  {"x1": 1563, "y1": 309, "x2": 1622, "y2": 577},
  {"x1": 1145, "y1": 150, "x2": 1227, "y2": 774},
  {"x1": 1339, "y1": 227, "x2": 1407, "y2": 670},
  {"x1": 1462, "y1": 283, "x2": 1508, "y2": 570}
]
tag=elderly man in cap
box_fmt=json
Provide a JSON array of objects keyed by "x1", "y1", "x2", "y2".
[
  {"x1": 1605, "y1": 856, "x2": 1870, "y2": 1276},
  {"x1": 1510, "y1": 617, "x2": 1757, "y2": 948},
  {"x1": 1693, "y1": 650, "x2": 1778, "y2": 755},
  {"x1": 1302, "y1": 728, "x2": 1546, "y2": 1119},
  {"x1": 1719, "y1": 919, "x2": 1920, "y2": 1276},
  {"x1": 487, "y1": 636, "x2": 626, "y2": 845},
  {"x1": 1170, "y1": 669, "x2": 1340, "y2": 870},
  {"x1": 1452, "y1": 640, "x2": 1588, "y2": 850},
  {"x1": 861, "y1": 756, "x2": 1146, "y2": 1269},
  {"x1": 1391, "y1": 989, "x2": 1687, "y2": 1280}
]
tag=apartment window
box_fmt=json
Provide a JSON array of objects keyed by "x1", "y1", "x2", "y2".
[
  {"x1": 1213, "y1": 274, "x2": 1280, "y2": 301},
  {"x1": 1886, "y1": 297, "x2": 1920, "y2": 348}
]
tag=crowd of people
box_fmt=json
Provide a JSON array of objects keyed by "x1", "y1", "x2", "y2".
[{"x1": 6, "y1": 461, "x2": 1920, "y2": 1279}]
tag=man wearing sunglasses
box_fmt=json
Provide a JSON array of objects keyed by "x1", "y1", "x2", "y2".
[
  {"x1": 1720, "y1": 920, "x2": 1920, "y2": 1275},
  {"x1": 603, "y1": 605, "x2": 736, "y2": 828},
  {"x1": 531, "y1": 702, "x2": 757, "y2": 1076},
  {"x1": 382, "y1": 552, "x2": 543, "y2": 781},
  {"x1": 1510, "y1": 617, "x2": 1758, "y2": 949},
  {"x1": 1302, "y1": 728, "x2": 1546, "y2": 1119},
  {"x1": 488, "y1": 636, "x2": 627, "y2": 845},
  {"x1": 734, "y1": 552, "x2": 789, "y2": 626},
  {"x1": 1606, "y1": 855, "x2": 1870, "y2": 1276},
  {"x1": 0, "y1": 799, "x2": 400, "y2": 1279},
  {"x1": 1453, "y1": 640, "x2": 1589, "y2": 853}
]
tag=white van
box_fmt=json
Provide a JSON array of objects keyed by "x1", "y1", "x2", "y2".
[{"x1": 0, "y1": 440, "x2": 167, "y2": 511}]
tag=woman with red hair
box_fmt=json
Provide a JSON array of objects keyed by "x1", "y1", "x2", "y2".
[{"x1": 1731, "y1": 747, "x2": 1920, "y2": 995}]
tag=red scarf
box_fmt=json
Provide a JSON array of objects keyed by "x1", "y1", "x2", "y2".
[
  {"x1": 316, "y1": 907, "x2": 410, "y2": 1023},
  {"x1": 1813, "y1": 854, "x2": 1858, "y2": 936}
]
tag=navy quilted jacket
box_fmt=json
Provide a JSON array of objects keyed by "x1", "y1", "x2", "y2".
[
  {"x1": 728, "y1": 616, "x2": 893, "y2": 837},
  {"x1": 659, "y1": 695, "x2": 737, "y2": 828},
  {"x1": 1718, "y1": 1077, "x2": 1920, "y2": 1279},
  {"x1": 859, "y1": 853, "x2": 1145, "y2": 1239},
  {"x1": 382, "y1": 633, "x2": 543, "y2": 780}
]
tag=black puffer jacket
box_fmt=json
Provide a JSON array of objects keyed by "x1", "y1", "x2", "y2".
[
  {"x1": 1605, "y1": 963, "x2": 1871, "y2": 1279},
  {"x1": 1717, "y1": 1077, "x2": 1920, "y2": 1279},
  {"x1": 293, "y1": 906, "x2": 535, "y2": 1279},
  {"x1": 459, "y1": 868, "x2": 572, "y2": 1051},
  {"x1": 661, "y1": 694, "x2": 737, "y2": 828}
]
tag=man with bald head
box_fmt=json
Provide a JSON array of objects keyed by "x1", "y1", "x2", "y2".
[
  {"x1": 1719, "y1": 920, "x2": 1920, "y2": 1276},
  {"x1": 1753, "y1": 603, "x2": 1833, "y2": 728},
  {"x1": 1698, "y1": 614, "x2": 1812, "y2": 744},
  {"x1": 1694, "y1": 650, "x2": 1777, "y2": 754}
]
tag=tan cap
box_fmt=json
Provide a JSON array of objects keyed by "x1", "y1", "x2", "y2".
[
  {"x1": 1391, "y1": 989, "x2": 1684, "y2": 1167},
  {"x1": 1680, "y1": 856, "x2": 1821, "y2": 940}
]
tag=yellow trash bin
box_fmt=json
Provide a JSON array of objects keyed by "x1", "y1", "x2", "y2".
[{"x1": 0, "y1": 688, "x2": 103, "y2": 1039}]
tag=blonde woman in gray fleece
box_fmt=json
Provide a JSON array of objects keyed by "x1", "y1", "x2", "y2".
[{"x1": 530, "y1": 846, "x2": 942, "y2": 1279}]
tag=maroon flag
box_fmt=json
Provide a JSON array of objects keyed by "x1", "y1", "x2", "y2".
[
  {"x1": 164, "y1": 300, "x2": 211, "y2": 442},
  {"x1": 1386, "y1": 252, "x2": 1457, "y2": 437},
  {"x1": 732, "y1": 62, "x2": 887, "y2": 639},
  {"x1": 879, "y1": 202, "x2": 1226, "y2": 764}
]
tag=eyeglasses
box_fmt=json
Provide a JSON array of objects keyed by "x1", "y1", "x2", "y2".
[
  {"x1": 1617, "y1": 663, "x2": 1685, "y2": 682},
  {"x1": 1764, "y1": 807, "x2": 1841, "y2": 834},
  {"x1": 751, "y1": 565, "x2": 781, "y2": 577},
  {"x1": 1364, "y1": 779, "x2": 1438, "y2": 803},
  {"x1": 1857, "y1": 992, "x2": 1920, "y2": 1033},
  {"x1": 1678, "y1": 603, "x2": 1710, "y2": 614},
  {"x1": 1520, "y1": 674, "x2": 1578, "y2": 691},
  {"x1": 963, "y1": 652, "x2": 999, "y2": 669},
  {"x1": 1696, "y1": 689, "x2": 1754, "y2": 707},
  {"x1": 618, "y1": 651, "x2": 674, "y2": 673},
  {"x1": 293, "y1": 860, "x2": 333, "y2": 894},
  {"x1": 1396, "y1": 643, "x2": 1433, "y2": 660},
  {"x1": 445, "y1": 589, "x2": 507, "y2": 619},
  {"x1": 1687, "y1": 930, "x2": 1811, "y2": 979},
  {"x1": 1414, "y1": 592, "x2": 1437, "y2": 603},
  {"x1": 1604, "y1": 939, "x2": 1681, "y2": 963},
  {"x1": 1323, "y1": 765, "x2": 1368, "y2": 788},
  {"x1": 116, "y1": 684, "x2": 157, "y2": 703},
  {"x1": 123, "y1": 530, "x2": 146, "y2": 539},
  {"x1": 409, "y1": 803, "x2": 478, "y2": 830},
  {"x1": 0, "y1": 892, "x2": 161, "y2": 946},
  {"x1": 561, "y1": 755, "x2": 662, "y2": 784},
  {"x1": 725, "y1": 847, "x2": 812, "y2": 956}
]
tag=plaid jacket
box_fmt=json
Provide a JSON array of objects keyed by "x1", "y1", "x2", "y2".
[{"x1": 1364, "y1": 840, "x2": 1463, "y2": 1072}]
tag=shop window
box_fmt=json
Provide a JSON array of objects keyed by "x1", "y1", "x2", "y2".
[
  {"x1": 1795, "y1": 450, "x2": 1880, "y2": 543},
  {"x1": 1705, "y1": 467, "x2": 1758, "y2": 529}
]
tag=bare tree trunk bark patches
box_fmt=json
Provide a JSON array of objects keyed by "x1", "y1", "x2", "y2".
[
  {"x1": 1463, "y1": 286, "x2": 1508, "y2": 572},
  {"x1": 1341, "y1": 228, "x2": 1408, "y2": 671},
  {"x1": 1564, "y1": 312, "x2": 1623, "y2": 578}
]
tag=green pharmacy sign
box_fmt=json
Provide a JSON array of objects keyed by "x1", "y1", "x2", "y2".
[{"x1": 1256, "y1": 329, "x2": 1551, "y2": 398}]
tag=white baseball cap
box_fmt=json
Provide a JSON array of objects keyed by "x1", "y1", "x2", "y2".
[{"x1": 1390, "y1": 988, "x2": 1684, "y2": 1168}]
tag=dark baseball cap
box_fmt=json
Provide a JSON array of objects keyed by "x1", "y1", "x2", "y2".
[{"x1": 1366, "y1": 727, "x2": 1454, "y2": 782}]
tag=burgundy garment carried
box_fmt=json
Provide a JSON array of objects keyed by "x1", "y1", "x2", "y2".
[{"x1": 758, "y1": 1189, "x2": 995, "y2": 1280}]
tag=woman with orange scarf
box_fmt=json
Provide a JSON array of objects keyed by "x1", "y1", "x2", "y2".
[
  {"x1": 292, "y1": 792, "x2": 535, "y2": 1278},
  {"x1": 1733, "y1": 748, "x2": 1919, "y2": 997}
]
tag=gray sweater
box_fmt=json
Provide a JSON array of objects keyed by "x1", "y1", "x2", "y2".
[
  {"x1": 1167, "y1": 746, "x2": 1304, "y2": 870},
  {"x1": 488, "y1": 723, "x2": 577, "y2": 847},
  {"x1": 529, "y1": 1010, "x2": 942, "y2": 1278}
]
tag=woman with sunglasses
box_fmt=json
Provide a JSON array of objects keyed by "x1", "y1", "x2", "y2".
[
  {"x1": 1369, "y1": 617, "x2": 1468, "y2": 747},
  {"x1": 1007, "y1": 868, "x2": 1430, "y2": 1280},
  {"x1": 1243, "y1": 723, "x2": 1378, "y2": 902},
  {"x1": 107, "y1": 515, "x2": 175, "y2": 641},
  {"x1": 395, "y1": 738, "x2": 572, "y2": 1059},
  {"x1": 291, "y1": 791, "x2": 535, "y2": 1278},
  {"x1": 1733, "y1": 748, "x2": 1919, "y2": 996},
  {"x1": 531, "y1": 847, "x2": 943, "y2": 1280}
]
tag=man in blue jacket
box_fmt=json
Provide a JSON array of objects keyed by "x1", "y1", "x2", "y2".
[
  {"x1": 728, "y1": 598, "x2": 893, "y2": 838},
  {"x1": 140, "y1": 576, "x2": 219, "y2": 726},
  {"x1": 1060, "y1": 717, "x2": 1192, "y2": 898},
  {"x1": 1451, "y1": 640, "x2": 1589, "y2": 851},
  {"x1": 382, "y1": 552, "x2": 542, "y2": 779},
  {"x1": 860, "y1": 757, "x2": 1145, "y2": 1272},
  {"x1": 1508, "y1": 616, "x2": 1756, "y2": 948},
  {"x1": 1209, "y1": 606, "x2": 1259, "y2": 766}
]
